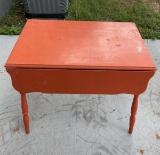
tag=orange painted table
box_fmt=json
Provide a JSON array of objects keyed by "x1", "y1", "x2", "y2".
[{"x1": 5, "y1": 20, "x2": 156, "y2": 134}]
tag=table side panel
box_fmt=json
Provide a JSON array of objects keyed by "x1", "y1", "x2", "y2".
[{"x1": 6, "y1": 68, "x2": 155, "y2": 95}]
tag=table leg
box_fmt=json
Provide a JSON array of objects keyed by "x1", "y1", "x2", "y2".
[
  {"x1": 21, "y1": 93, "x2": 30, "y2": 134},
  {"x1": 129, "y1": 95, "x2": 139, "y2": 134}
]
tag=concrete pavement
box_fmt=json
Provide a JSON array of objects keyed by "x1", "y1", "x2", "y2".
[{"x1": 0, "y1": 35, "x2": 160, "y2": 155}]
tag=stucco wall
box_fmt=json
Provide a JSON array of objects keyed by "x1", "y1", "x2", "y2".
[{"x1": 0, "y1": 0, "x2": 15, "y2": 19}]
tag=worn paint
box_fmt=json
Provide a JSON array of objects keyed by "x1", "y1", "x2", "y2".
[
  {"x1": 4, "y1": 21, "x2": 156, "y2": 135},
  {"x1": 5, "y1": 20, "x2": 156, "y2": 71},
  {"x1": 137, "y1": 45, "x2": 143, "y2": 52}
]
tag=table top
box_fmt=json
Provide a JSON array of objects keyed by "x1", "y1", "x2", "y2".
[{"x1": 5, "y1": 20, "x2": 156, "y2": 71}]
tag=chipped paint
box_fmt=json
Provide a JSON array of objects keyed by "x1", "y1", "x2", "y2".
[{"x1": 137, "y1": 45, "x2": 143, "y2": 52}]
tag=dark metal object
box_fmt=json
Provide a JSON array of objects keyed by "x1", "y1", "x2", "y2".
[{"x1": 22, "y1": 0, "x2": 68, "y2": 19}]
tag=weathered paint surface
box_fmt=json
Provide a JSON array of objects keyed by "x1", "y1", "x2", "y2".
[
  {"x1": 5, "y1": 21, "x2": 156, "y2": 135},
  {"x1": 6, "y1": 68, "x2": 154, "y2": 94},
  {"x1": 6, "y1": 20, "x2": 156, "y2": 71}
]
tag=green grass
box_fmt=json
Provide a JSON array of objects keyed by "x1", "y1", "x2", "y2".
[
  {"x1": 0, "y1": 0, "x2": 26, "y2": 35},
  {"x1": 0, "y1": 0, "x2": 160, "y2": 39}
]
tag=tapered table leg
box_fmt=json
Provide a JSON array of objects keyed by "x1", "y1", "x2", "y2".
[
  {"x1": 21, "y1": 93, "x2": 30, "y2": 134},
  {"x1": 129, "y1": 95, "x2": 139, "y2": 134}
]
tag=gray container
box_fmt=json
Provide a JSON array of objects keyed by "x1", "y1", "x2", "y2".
[
  {"x1": 22, "y1": 0, "x2": 68, "y2": 19},
  {"x1": 0, "y1": 0, "x2": 15, "y2": 20}
]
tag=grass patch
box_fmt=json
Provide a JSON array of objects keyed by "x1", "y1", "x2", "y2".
[
  {"x1": 0, "y1": 0, "x2": 160, "y2": 39},
  {"x1": 0, "y1": 0, "x2": 26, "y2": 35}
]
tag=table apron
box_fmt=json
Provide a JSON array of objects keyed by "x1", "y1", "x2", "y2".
[{"x1": 6, "y1": 68, "x2": 155, "y2": 95}]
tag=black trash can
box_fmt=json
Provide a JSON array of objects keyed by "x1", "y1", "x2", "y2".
[{"x1": 22, "y1": 0, "x2": 68, "y2": 19}]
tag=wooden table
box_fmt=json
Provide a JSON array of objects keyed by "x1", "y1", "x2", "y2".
[{"x1": 5, "y1": 20, "x2": 156, "y2": 134}]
